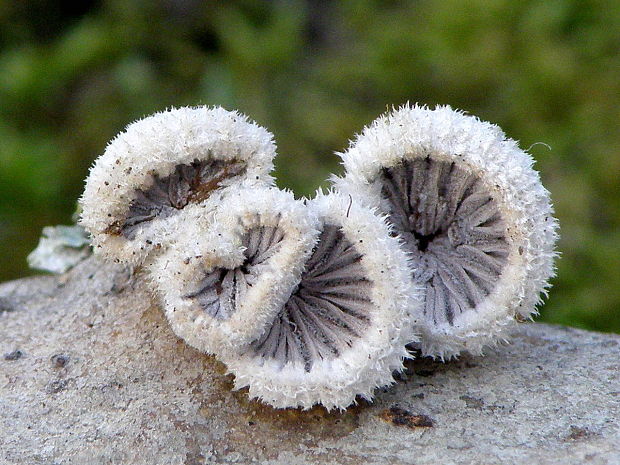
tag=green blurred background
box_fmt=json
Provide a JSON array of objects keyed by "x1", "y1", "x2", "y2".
[{"x1": 1, "y1": 0, "x2": 619, "y2": 332}]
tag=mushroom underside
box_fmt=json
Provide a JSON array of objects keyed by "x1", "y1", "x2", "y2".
[
  {"x1": 247, "y1": 224, "x2": 373, "y2": 373},
  {"x1": 107, "y1": 158, "x2": 246, "y2": 238},
  {"x1": 183, "y1": 224, "x2": 285, "y2": 320},
  {"x1": 380, "y1": 157, "x2": 510, "y2": 327}
]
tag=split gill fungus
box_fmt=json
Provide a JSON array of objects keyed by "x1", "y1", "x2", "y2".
[
  {"x1": 335, "y1": 104, "x2": 558, "y2": 359},
  {"x1": 79, "y1": 104, "x2": 558, "y2": 409},
  {"x1": 149, "y1": 188, "x2": 414, "y2": 410}
]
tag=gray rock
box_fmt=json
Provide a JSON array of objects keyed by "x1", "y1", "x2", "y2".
[{"x1": 0, "y1": 258, "x2": 618, "y2": 465}]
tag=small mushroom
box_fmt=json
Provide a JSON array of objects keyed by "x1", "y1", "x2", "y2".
[
  {"x1": 217, "y1": 192, "x2": 419, "y2": 410},
  {"x1": 150, "y1": 189, "x2": 418, "y2": 409},
  {"x1": 334, "y1": 104, "x2": 559, "y2": 359},
  {"x1": 148, "y1": 186, "x2": 320, "y2": 355},
  {"x1": 80, "y1": 106, "x2": 276, "y2": 266}
]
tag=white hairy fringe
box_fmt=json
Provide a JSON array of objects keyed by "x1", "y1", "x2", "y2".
[
  {"x1": 334, "y1": 104, "x2": 559, "y2": 359},
  {"x1": 147, "y1": 186, "x2": 319, "y2": 356},
  {"x1": 79, "y1": 106, "x2": 276, "y2": 266},
  {"x1": 220, "y1": 191, "x2": 421, "y2": 410}
]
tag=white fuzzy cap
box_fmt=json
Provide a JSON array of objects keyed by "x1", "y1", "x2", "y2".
[
  {"x1": 334, "y1": 104, "x2": 559, "y2": 359},
  {"x1": 147, "y1": 186, "x2": 320, "y2": 356},
  {"x1": 220, "y1": 191, "x2": 420, "y2": 410},
  {"x1": 79, "y1": 106, "x2": 276, "y2": 266}
]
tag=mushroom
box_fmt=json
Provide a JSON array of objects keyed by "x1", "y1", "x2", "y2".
[
  {"x1": 79, "y1": 106, "x2": 276, "y2": 266},
  {"x1": 334, "y1": 104, "x2": 559, "y2": 359},
  {"x1": 148, "y1": 186, "x2": 320, "y2": 355},
  {"x1": 77, "y1": 103, "x2": 559, "y2": 409},
  {"x1": 150, "y1": 189, "x2": 419, "y2": 410}
]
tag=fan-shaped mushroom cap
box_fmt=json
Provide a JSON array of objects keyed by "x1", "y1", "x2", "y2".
[
  {"x1": 335, "y1": 104, "x2": 559, "y2": 359},
  {"x1": 219, "y1": 191, "x2": 419, "y2": 410},
  {"x1": 148, "y1": 186, "x2": 319, "y2": 356},
  {"x1": 80, "y1": 106, "x2": 276, "y2": 266}
]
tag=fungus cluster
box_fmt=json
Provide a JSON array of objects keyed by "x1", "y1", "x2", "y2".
[{"x1": 80, "y1": 104, "x2": 558, "y2": 410}]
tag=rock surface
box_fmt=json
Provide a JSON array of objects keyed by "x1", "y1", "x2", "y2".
[{"x1": 0, "y1": 257, "x2": 618, "y2": 465}]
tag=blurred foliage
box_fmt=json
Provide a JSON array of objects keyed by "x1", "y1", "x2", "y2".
[{"x1": 0, "y1": 0, "x2": 619, "y2": 333}]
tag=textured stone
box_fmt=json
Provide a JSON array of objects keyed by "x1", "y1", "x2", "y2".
[{"x1": 0, "y1": 257, "x2": 618, "y2": 465}]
